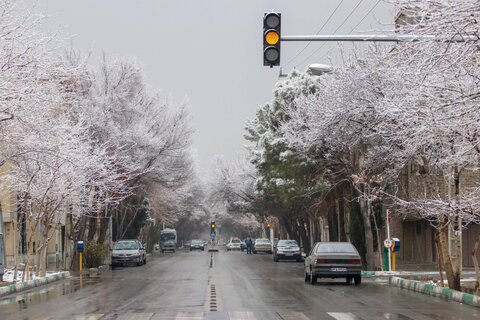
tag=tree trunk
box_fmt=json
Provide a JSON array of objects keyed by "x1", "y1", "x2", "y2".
[
  {"x1": 438, "y1": 226, "x2": 461, "y2": 290},
  {"x1": 359, "y1": 186, "x2": 376, "y2": 270},
  {"x1": 472, "y1": 234, "x2": 480, "y2": 293},
  {"x1": 296, "y1": 218, "x2": 310, "y2": 254},
  {"x1": 97, "y1": 215, "x2": 111, "y2": 245},
  {"x1": 87, "y1": 216, "x2": 97, "y2": 241},
  {"x1": 38, "y1": 224, "x2": 52, "y2": 277}
]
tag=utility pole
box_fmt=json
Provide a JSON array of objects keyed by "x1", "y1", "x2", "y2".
[{"x1": 0, "y1": 202, "x2": 5, "y2": 280}]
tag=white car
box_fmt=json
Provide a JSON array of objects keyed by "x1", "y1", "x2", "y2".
[
  {"x1": 111, "y1": 239, "x2": 146, "y2": 269},
  {"x1": 226, "y1": 238, "x2": 241, "y2": 251}
]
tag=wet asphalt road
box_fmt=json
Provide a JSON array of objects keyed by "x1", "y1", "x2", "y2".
[{"x1": 0, "y1": 249, "x2": 479, "y2": 320}]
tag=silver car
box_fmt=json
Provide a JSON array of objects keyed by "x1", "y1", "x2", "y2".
[
  {"x1": 253, "y1": 238, "x2": 272, "y2": 254},
  {"x1": 304, "y1": 242, "x2": 362, "y2": 285},
  {"x1": 111, "y1": 240, "x2": 146, "y2": 269}
]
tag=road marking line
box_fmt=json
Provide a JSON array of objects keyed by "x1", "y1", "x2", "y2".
[
  {"x1": 74, "y1": 315, "x2": 104, "y2": 320},
  {"x1": 116, "y1": 313, "x2": 154, "y2": 320},
  {"x1": 228, "y1": 311, "x2": 257, "y2": 320},
  {"x1": 277, "y1": 311, "x2": 310, "y2": 320},
  {"x1": 327, "y1": 312, "x2": 361, "y2": 320},
  {"x1": 175, "y1": 312, "x2": 204, "y2": 320}
]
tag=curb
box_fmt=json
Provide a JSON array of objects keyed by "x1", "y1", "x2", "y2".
[
  {"x1": 389, "y1": 276, "x2": 480, "y2": 308},
  {"x1": 0, "y1": 271, "x2": 71, "y2": 298}
]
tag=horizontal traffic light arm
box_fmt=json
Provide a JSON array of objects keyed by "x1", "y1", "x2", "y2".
[{"x1": 280, "y1": 34, "x2": 475, "y2": 43}]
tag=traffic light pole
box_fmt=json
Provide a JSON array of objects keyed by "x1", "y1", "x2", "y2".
[{"x1": 281, "y1": 34, "x2": 476, "y2": 43}]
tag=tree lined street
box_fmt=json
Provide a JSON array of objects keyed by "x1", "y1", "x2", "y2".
[
  {"x1": 0, "y1": 0, "x2": 479, "y2": 318},
  {"x1": 1, "y1": 250, "x2": 478, "y2": 320}
]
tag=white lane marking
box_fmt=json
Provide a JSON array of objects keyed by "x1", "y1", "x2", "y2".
[
  {"x1": 277, "y1": 311, "x2": 310, "y2": 320},
  {"x1": 327, "y1": 312, "x2": 361, "y2": 320},
  {"x1": 175, "y1": 312, "x2": 204, "y2": 320},
  {"x1": 228, "y1": 311, "x2": 257, "y2": 320},
  {"x1": 75, "y1": 315, "x2": 104, "y2": 320},
  {"x1": 116, "y1": 313, "x2": 154, "y2": 320}
]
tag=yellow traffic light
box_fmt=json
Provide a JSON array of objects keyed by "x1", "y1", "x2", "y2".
[
  {"x1": 263, "y1": 12, "x2": 281, "y2": 66},
  {"x1": 265, "y1": 31, "x2": 279, "y2": 45}
]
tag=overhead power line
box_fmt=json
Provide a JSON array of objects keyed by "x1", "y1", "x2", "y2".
[
  {"x1": 294, "y1": 0, "x2": 370, "y2": 68},
  {"x1": 284, "y1": 0, "x2": 345, "y2": 68}
]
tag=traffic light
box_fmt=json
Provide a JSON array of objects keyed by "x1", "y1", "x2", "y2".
[
  {"x1": 211, "y1": 222, "x2": 216, "y2": 232},
  {"x1": 263, "y1": 12, "x2": 281, "y2": 67},
  {"x1": 266, "y1": 223, "x2": 271, "y2": 229}
]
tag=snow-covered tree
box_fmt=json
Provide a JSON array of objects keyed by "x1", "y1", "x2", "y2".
[{"x1": 280, "y1": 0, "x2": 479, "y2": 288}]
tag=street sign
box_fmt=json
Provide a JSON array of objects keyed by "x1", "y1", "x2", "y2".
[
  {"x1": 77, "y1": 241, "x2": 84, "y2": 252},
  {"x1": 210, "y1": 230, "x2": 216, "y2": 238},
  {"x1": 384, "y1": 239, "x2": 393, "y2": 248}
]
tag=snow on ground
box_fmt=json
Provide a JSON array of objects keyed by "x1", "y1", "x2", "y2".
[{"x1": 1, "y1": 268, "x2": 37, "y2": 283}]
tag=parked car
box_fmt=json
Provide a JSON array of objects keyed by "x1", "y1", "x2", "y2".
[
  {"x1": 111, "y1": 239, "x2": 146, "y2": 269},
  {"x1": 273, "y1": 239, "x2": 302, "y2": 262},
  {"x1": 304, "y1": 242, "x2": 362, "y2": 285},
  {"x1": 226, "y1": 238, "x2": 242, "y2": 251},
  {"x1": 253, "y1": 238, "x2": 272, "y2": 254},
  {"x1": 190, "y1": 239, "x2": 205, "y2": 251}
]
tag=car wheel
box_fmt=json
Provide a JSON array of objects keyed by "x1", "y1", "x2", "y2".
[
  {"x1": 173, "y1": 249, "x2": 175, "y2": 253},
  {"x1": 144, "y1": 257, "x2": 147, "y2": 265},
  {"x1": 253, "y1": 250, "x2": 257, "y2": 254},
  {"x1": 354, "y1": 275, "x2": 362, "y2": 285},
  {"x1": 273, "y1": 255, "x2": 278, "y2": 262},
  {"x1": 137, "y1": 260, "x2": 142, "y2": 266},
  {"x1": 309, "y1": 270, "x2": 317, "y2": 285},
  {"x1": 296, "y1": 258, "x2": 302, "y2": 262},
  {"x1": 111, "y1": 263, "x2": 116, "y2": 270},
  {"x1": 346, "y1": 276, "x2": 353, "y2": 284}
]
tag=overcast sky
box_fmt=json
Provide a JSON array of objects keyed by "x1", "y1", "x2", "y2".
[{"x1": 37, "y1": 0, "x2": 395, "y2": 176}]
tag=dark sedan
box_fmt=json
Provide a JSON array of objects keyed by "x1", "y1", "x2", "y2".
[
  {"x1": 190, "y1": 239, "x2": 205, "y2": 251},
  {"x1": 273, "y1": 239, "x2": 302, "y2": 262},
  {"x1": 304, "y1": 242, "x2": 362, "y2": 285}
]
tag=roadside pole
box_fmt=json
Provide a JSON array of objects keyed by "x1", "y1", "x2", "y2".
[{"x1": 386, "y1": 209, "x2": 392, "y2": 272}]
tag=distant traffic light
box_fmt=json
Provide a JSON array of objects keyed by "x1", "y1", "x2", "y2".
[
  {"x1": 263, "y1": 12, "x2": 281, "y2": 67},
  {"x1": 211, "y1": 222, "x2": 216, "y2": 232},
  {"x1": 266, "y1": 223, "x2": 271, "y2": 229}
]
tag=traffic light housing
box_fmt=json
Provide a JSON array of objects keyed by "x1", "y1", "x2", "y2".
[
  {"x1": 211, "y1": 222, "x2": 216, "y2": 232},
  {"x1": 263, "y1": 12, "x2": 281, "y2": 67}
]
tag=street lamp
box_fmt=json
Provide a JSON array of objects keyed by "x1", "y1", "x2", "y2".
[{"x1": 307, "y1": 63, "x2": 333, "y2": 76}]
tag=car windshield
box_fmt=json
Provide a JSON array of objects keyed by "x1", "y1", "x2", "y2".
[
  {"x1": 277, "y1": 240, "x2": 298, "y2": 247},
  {"x1": 192, "y1": 240, "x2": 202, "y2": 244},
  {"x1": 256, "y1": 239, "x2": 270, "y2": 244},
  {"x1": 114, "y1": 241, "x2": 138, "y2": 250},
  {"x1": 160, "y1": 233, "x2": 176, "y2": 241},
  {"x1": 315, "y1": 242, "x2": 357, "y2": 253},
  {"x1": 231, "y1": 239, "x2": 240, "y2": 243}
]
